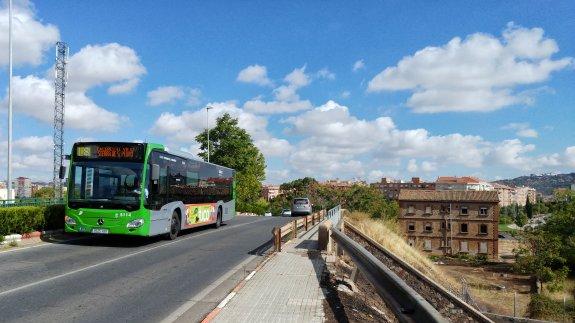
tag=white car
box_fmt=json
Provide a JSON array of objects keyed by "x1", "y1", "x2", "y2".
[
  {"x1": 281, "y1": 209, "x2": 292, "y2": 217},
  {"x1": 264, "y1": 212, "x2": 272, "y2": 217}
]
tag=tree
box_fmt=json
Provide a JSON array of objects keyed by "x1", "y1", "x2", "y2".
[
  {"x1": 33, "y1": 187, "x2": 55, "y2": 199},
  {"x1": 514, "y1": 230, "x2": 569, "y2": 292},
  {"x1": 525, "y1": 196, "x2": 534, "y2": 219},
  {"x1": 195, "y1": 113, "x2": 266, "y2": 212}
]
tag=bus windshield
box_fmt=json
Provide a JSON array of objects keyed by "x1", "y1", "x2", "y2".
[{"x1": 68, "y1": 161, "x2": 144, "y2": 210}]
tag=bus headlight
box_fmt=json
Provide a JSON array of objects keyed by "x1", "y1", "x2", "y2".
[
  {"x1": 65, "y1": 216, "x2": 76, "y2": 225},
  {"x1": 127, "y1": 219, "x2": 145, "y2": 229}
]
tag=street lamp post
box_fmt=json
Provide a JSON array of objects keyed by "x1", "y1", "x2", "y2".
[
  {"x1": 7, "y1": 0, "x2": 13, "y2": 200},
  {"x1": 206, "y1": 106, "x2": 213, "y2": 163}
]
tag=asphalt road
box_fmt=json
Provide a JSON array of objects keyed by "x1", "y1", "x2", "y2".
[{"x1": 0, "y1": 216, "x2": 294, "y2": 323}]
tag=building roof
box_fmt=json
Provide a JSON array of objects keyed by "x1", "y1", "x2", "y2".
[
  {"x1": 398, "y1": 189, "x2": 499, "y2": 202},
  {"x1": 436, "y1": 176, "x2": 482, "y2": 184}
]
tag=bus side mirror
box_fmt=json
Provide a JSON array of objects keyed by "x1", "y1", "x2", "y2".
[
  {"x1": 59, "y1": 166, "x2": 66, "y2": 179},
  {"x1": 151, "y1": 164, "x2": 160, "y2": 181}
]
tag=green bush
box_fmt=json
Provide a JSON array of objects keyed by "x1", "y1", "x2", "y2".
[
  {"x1": 529, "y1": 294, "x2": 573, "y2": 320},
  {"x1": 43, "y1": 205, "x2": 65, "y2": 230},
  {"x1": 0, "y1": 205, "x2": 65, "y2": 236}
]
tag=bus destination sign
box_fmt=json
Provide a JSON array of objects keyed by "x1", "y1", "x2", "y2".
[{"x1": 74, "y1": 143, "x2": 145, "y2": 161}]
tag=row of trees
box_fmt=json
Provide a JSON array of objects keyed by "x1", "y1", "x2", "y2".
[
  {"x1": 499, "y1": 197, "x2": 549, "y2": 227},
  {"x1": 268, "y1": 177, "x2": 398, "y2": 219}
]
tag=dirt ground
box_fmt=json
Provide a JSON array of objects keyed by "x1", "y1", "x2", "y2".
[
  {"x1": 440, "y1": 260, "x2": 533, "y2": 317},
  {"x1": 322, "y1": 262, "x2": 397, "y2": 323}
]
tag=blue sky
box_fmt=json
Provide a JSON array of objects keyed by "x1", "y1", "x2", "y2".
[{"x1": 0, "y1": 0, "x2": 574, "y2": 183}]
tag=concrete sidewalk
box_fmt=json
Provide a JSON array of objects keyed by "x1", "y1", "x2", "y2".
[{"x1": 210, "y1": 228, "x2": 327, "y2": 323}]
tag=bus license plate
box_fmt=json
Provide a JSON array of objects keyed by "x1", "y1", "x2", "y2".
[{"x1": 92, "y1": 228, "x2": 109, "y2": 234}]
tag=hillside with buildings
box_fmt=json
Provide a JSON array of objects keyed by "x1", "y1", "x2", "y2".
[{"x1": 495, "y1": 173, "x2": 575, "y2": 196}]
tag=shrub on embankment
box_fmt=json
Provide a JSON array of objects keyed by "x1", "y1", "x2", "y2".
[{"x1": 0, "y1": 205, "x2": 64, "y2": 235}]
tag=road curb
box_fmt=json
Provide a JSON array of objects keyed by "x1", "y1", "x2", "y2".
[{"x1": 200, "y1": 252, "x2": 278, "y2": 323}]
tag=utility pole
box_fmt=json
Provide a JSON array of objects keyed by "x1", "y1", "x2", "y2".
[
  {"x1": 206, "y1": 105, "x2": 213, "y2": 163},
  {"x1": 53, "y1": 42, "x2": 68, "y2": 198},
  {"x1": 7, "y1": 0, "x2": 13, "y2": 200}
]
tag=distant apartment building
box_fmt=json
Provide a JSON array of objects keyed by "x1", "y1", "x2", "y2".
[
  {"x1": 323, "y1": 179, "x2": 367, "y2": 189},
  {"x1": 398, "y1": 190, "x2": 499, "y2": 260},
  {"x1": 571, "y1": 183, "x2": 575, "y2": 191},
  {"x1": 262, "y1": 185, "x2": 280, "y2": 201},
  {"x1": 435, "y1": 176, "x2": 494, "y2": 191},
  {"x1": 0, "y1": 188, "x2": 15, "y2": 200},
  {"x1": 371, "y1": 177, "x2": 435, "y2": 199},
  {"x1": 491, "y1": 183, "x2": 536, "y2": 207},
  {"x1": 13, "y1": 177, "x2": 32, "y2": 198}
]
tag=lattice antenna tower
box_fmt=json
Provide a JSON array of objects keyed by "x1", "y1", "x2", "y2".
[{"x1": 53, "y1": 42, "x2": 68, "y2": 198}]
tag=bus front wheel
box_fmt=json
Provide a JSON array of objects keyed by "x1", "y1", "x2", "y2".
[{"x1": 168, "y1": 212, "x2": 180, "y2": 240}]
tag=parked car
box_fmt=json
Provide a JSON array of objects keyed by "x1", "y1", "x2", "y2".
[
  {"x1": 291, "y1": 197, "x2": 312, "y2": 216},
  {"x1": 281, "y1": 208, "x2": 292, "y2": 217},
  {"x1": 264, "y1": 212, "x2": 272, "y2": 217}
]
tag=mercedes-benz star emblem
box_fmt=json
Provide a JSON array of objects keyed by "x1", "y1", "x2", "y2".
[{"x1": 97, "y1": 218, "x2": 104, "y2": 226}]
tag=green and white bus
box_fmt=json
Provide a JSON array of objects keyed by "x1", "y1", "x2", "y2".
[{"x1": 64, "y1": 142, "x2": 235, "y2": 239}]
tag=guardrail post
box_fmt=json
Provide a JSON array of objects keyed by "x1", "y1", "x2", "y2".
[
  {"x1": 292, "y1": 220, "x2": 297, "y2": 240},
  {"x1": 272, "y1": 227, "x2": 281, "y2": 252},
  {"x1": 311, "y1": 213, "x2": 315, "y2": 226},
  {"x1": 304, "y1": 216, "x2": 308, "y2": 231}
]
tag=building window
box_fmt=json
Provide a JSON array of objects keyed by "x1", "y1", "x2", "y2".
[
  {"x1": 460, "y1": 223, "x2": 468, "y2": 233},
  {"x1": 441, "y1": 222, "x2": 452, "y2": 230},
  {"x1": 407, "y1": 205, "x2": 415, "y2": 214},
  {"x1": 460, "y1": 241, "x2": 468, "y2": 252},
  {"x1": 480, "y1": 207, "x2": 488, "y2": 216},
  {"x1": 479, "y1": 242, "x2": 488, "y2": 254},
  {"x1": 440, "y1": 239, "x2": 452, "y2": 247},
  {"x1": 425, "y1": 205, "x2": 432, "y2": 214},
  {"x1": 460, "y1": 206, "x2": 468, "y2": 215},
  {"x1": 408, "y1": 222, "x2": 416, "y2": 232},
  {"x1": 479, "y1": 224, "x2": 488, "y2": 235},
  {"x1": 424, "y1": 240, "x2": 432, "y2": 251},
  {"x1": 424, "y1": 222, "x2": 433, "y2": 232},
  {"x1": 441, "y1": 204, "x2": 451, "y2": 213}
]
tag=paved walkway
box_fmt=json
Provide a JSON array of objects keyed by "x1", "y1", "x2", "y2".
[{"x1": 211, "y1": 228, "x2": 326, "y2": 323}]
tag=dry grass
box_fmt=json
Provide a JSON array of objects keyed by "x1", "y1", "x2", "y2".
[
  {"x1": 345, "y1": 211, "x2": 461, "y2": 293},
  {"x1": 345, "y1": 211, "x2": 533, "y2": 317}
]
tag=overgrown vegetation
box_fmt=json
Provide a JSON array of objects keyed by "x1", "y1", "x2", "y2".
[
  {"x1": 529, "y1": 294, "x2": 574, "y2": 321},
  {"x1": 514, "y1": 190, "x2": 575, "y2": 294},
  {"x1": 0, "y1": 205, "x2": 64, "y2": 235}
]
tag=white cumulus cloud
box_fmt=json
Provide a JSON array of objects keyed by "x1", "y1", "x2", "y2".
[
  {"x1": 368, "y1": 23, "x2": 572, "y2": 113},
  {"x1": 353, "y1": 59, "x2": 365, "y2": 72},
  {"x1": 236, "y1": 64, "x2": 272, "y2": 86},
  {"x1": 147, "y1": 86, "x2": 185, "y2": 106},
  {"x1": 0, "y1": 0, "x2": 59, "y2": 67},
  {"x1": 502, "y1": 123, "x2": 539, "y2": 138}
]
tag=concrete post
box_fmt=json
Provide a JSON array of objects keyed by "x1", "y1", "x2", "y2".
[
  {"x1": 318, "y1": 220, "x2": 332, "y2": 251},
  {"x1": 292, "y1": 220, "x2": 297, "y2": 240}
]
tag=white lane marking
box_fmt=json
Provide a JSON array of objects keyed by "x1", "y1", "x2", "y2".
[
  {"x1": 0, "y1": 217, "x2": 270, "y2": 297},
  {"x1": 244, "y1": 271, "x2": 256, "y2": 281},
  {"x1": 0, "y1": 235, "x2": 94, "y2": 256},
  {"x1": 160, "y1": 255, "x2": 257, "y2": 323},
  {"x1": 0, "y1": 242, "x2": 50, "y2": 255},
  {"x1": 216, "y1": 292, "x2": 236, "y2": 309}
]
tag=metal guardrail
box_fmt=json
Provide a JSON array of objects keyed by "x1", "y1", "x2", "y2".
[
  {"x1": 330, "y1": 226, "x2": 446, "y2": 323},
  {"x1": 0, "y1": 198, "x2": 65, "y2": 208},
  {"x1": 271, "y1": 205, "x2": 342, "y2": 252}
]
